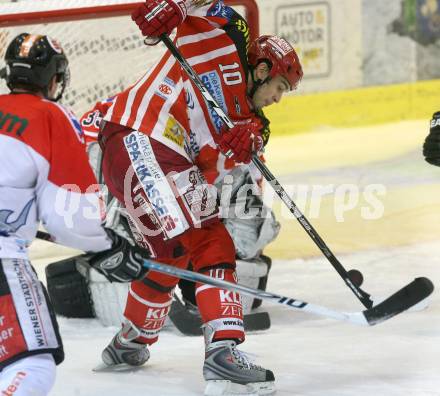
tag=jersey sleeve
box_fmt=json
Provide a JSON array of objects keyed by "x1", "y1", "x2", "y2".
[
  {"x1": 208, "y1": 3, "x2": 250, "y2": 73},
  {"x1": 38, "y1": 103, "x2": 111, "y2": 252},
  {"x1": 186, "y1": 1, "x2": 250, "y2": 57},
  {"x1": 80, "y1": 99, "x2": 114, "y2": 145}
]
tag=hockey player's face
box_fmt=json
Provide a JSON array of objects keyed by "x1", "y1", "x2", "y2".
[{"x1": 252, "y1": 75, "x2": 290, "y2": 110}]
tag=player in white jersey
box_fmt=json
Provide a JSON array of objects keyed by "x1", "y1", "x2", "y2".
[{"x1": 0, "y1": 34, "x2": 151, "y2": 396}]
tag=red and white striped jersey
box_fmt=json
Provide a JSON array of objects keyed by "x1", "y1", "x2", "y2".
[
  {"x1": 0, "y1": 93, "x2": 111, "y2": 259},
  {"x1": 104, "y1": 1, "x2": 252, "y2": 184},
  {"x1": 81, "y1": 98, "x2": 114, "y2": 145}
]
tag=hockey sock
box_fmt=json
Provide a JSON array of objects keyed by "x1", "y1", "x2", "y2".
[
  {"x1": 124, "y1": 282, "x2": 174, "y2": 345},
  {"x1": 196, "y1": 267, "x2": 245, "y2": 342}
]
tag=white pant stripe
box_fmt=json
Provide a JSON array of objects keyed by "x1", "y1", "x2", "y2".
[
  {"x1": 128, "y1": 285, "x2": 173, "y2": 307},
  {"x1": 195, "y1": 284, "x2": 216, "y2": 295}
]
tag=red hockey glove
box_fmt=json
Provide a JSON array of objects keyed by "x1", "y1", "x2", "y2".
[
  {"x1": 132, "y1": 0, "x2": 187, "y2": 40},
  {"x1": 215, "y1": 118, "x2": 264, "y2": 164}
]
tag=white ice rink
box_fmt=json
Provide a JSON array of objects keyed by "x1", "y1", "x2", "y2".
[
  {"x1": 30, "y1": 120, "x2": 439, "y2": 396},
  {"x1": 31, "y1": 241, "x2": 440, "y2": 396}
]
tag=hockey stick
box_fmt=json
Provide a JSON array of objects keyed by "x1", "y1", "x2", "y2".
[
  {"x1": 35, "y1": 230, "x2": 271, "y2": 332},
  {"x1": 169, "y1": 294, "x2": 271, "y2": 335},
  {"x1": 34, "y1": 230, "x2": 434, "y2": 324},
  {"x1": 159, "y1": 34, "x2": 373, "y2": 308},
  {"x1": 142, "y1": 258, "x2": 433, "y2": 326}
]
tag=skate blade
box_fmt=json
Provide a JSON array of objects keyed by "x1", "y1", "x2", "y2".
[
  {"x1": 204, "y1": 380, "x2": 275, "y2": 396},
  {"x1": 92, "y1": 362, "x2": 145, "y2": 373}
]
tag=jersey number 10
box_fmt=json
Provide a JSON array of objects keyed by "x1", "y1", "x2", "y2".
[{"x1": 219, "y1": 63, "x2": 243, "y2": 86}]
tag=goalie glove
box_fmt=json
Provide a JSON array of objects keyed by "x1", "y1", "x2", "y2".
[
  {"x1": 423, "y1": 111, "x2": 440, "y2": 166},
  {"x1": 88, "y1": 228, "x2": 150, "y2": 282},
  {"x1": 132, "y1": 0, "x2": 187, "y2": 43}
]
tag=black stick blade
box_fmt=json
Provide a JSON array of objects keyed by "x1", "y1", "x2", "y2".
[{"x1": 364, "y1": 277, "x2": 434, "y2": 326}]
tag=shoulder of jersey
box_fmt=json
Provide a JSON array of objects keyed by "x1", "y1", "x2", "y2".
[
  {"x1": 0, "y1": 94, "x2": 83, "y2": 144},
  {"x1": 45, "y1": 100, "x2": 86, "y2": 144},
  {"x1": 206, "y1": 2, "x2": 236, "y2": 20}
]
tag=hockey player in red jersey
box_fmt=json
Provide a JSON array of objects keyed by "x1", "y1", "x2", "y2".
[
  {"x1": 78, "y1": 97, "x2": 278, "y2": 329},
  {"x1": 98, "y1": 1, "x2": 303, "y2": 395},
  {"x1": 0, "y1": 34, "x2": 151, "y2": 396}
]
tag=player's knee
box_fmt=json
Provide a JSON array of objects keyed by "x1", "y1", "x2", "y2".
[
  {"x1": 195, "y1": 264, "x2": 238, "y2": 303},
  {"x1": 197, "y1": 263, "x2": 237, "y2": 282}
]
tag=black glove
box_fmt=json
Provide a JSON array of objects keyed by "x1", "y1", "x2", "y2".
[
  {"x1": 423, "y1": 112, "x2": 440, "y2": 166},
  {"x1": 88, "y1": 228, "x2": 150, "y2": 282}
]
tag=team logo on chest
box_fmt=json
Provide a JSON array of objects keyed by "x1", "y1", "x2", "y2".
[{"x1": 155, "y1": 77, "x2": 175, "y2": 100}]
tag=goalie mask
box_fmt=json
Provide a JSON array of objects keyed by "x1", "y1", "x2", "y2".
[{"x1": 4, "y1": 33, "x2": 70, "y2": 102}]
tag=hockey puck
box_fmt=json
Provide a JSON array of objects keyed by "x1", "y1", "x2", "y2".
[{"x1": 347, "y1": 269, "x2": 364, "y2": 287}]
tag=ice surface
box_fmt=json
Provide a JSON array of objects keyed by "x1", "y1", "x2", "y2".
[
  {"x1": 23, "y1": 119, "x2": 440, "y2": 395},
  {"x1": 30, "y1": 240, "x2": 439, "y2": 396}
]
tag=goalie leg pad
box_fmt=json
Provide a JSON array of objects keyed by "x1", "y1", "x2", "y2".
[
  {"x1": 252, "y1": 255, "x2": 272, "y2": 309},
  {"x1": 87, "y1": 268, "x2": 129, "y2": 327},
  {"x1": 45, "y1": 255, "x2": 94, "y2": 318},
  {"x1": 234, "y1": 255, "x2": 271, "y2": 312}
]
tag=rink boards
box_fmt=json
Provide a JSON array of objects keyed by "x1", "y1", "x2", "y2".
[
  {"x1": 28, "y1": 120, "x2": 440, "y2": 262},
  {"x1": 263, "y1": 119, "x2": 440, "y2": 259}
]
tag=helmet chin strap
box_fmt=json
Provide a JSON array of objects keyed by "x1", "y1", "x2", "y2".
[{"x1": 248, "y1": 65, "x2": 271, "y2": 102}]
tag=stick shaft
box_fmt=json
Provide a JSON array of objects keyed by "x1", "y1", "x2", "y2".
[
  {"x1": 143, "y1": 258, "x2": 364, "y2": 325},
  {"x1": 159, "y1": 34, "x2": 373, "y2": 308}
]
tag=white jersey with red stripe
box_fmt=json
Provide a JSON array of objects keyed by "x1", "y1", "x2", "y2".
[
  {"x1": 104, "y1": 1, "x2": 252, "y2": 184},
  {"x1": 0, "y1": 93, "x2": 111, "y2": 260}
]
